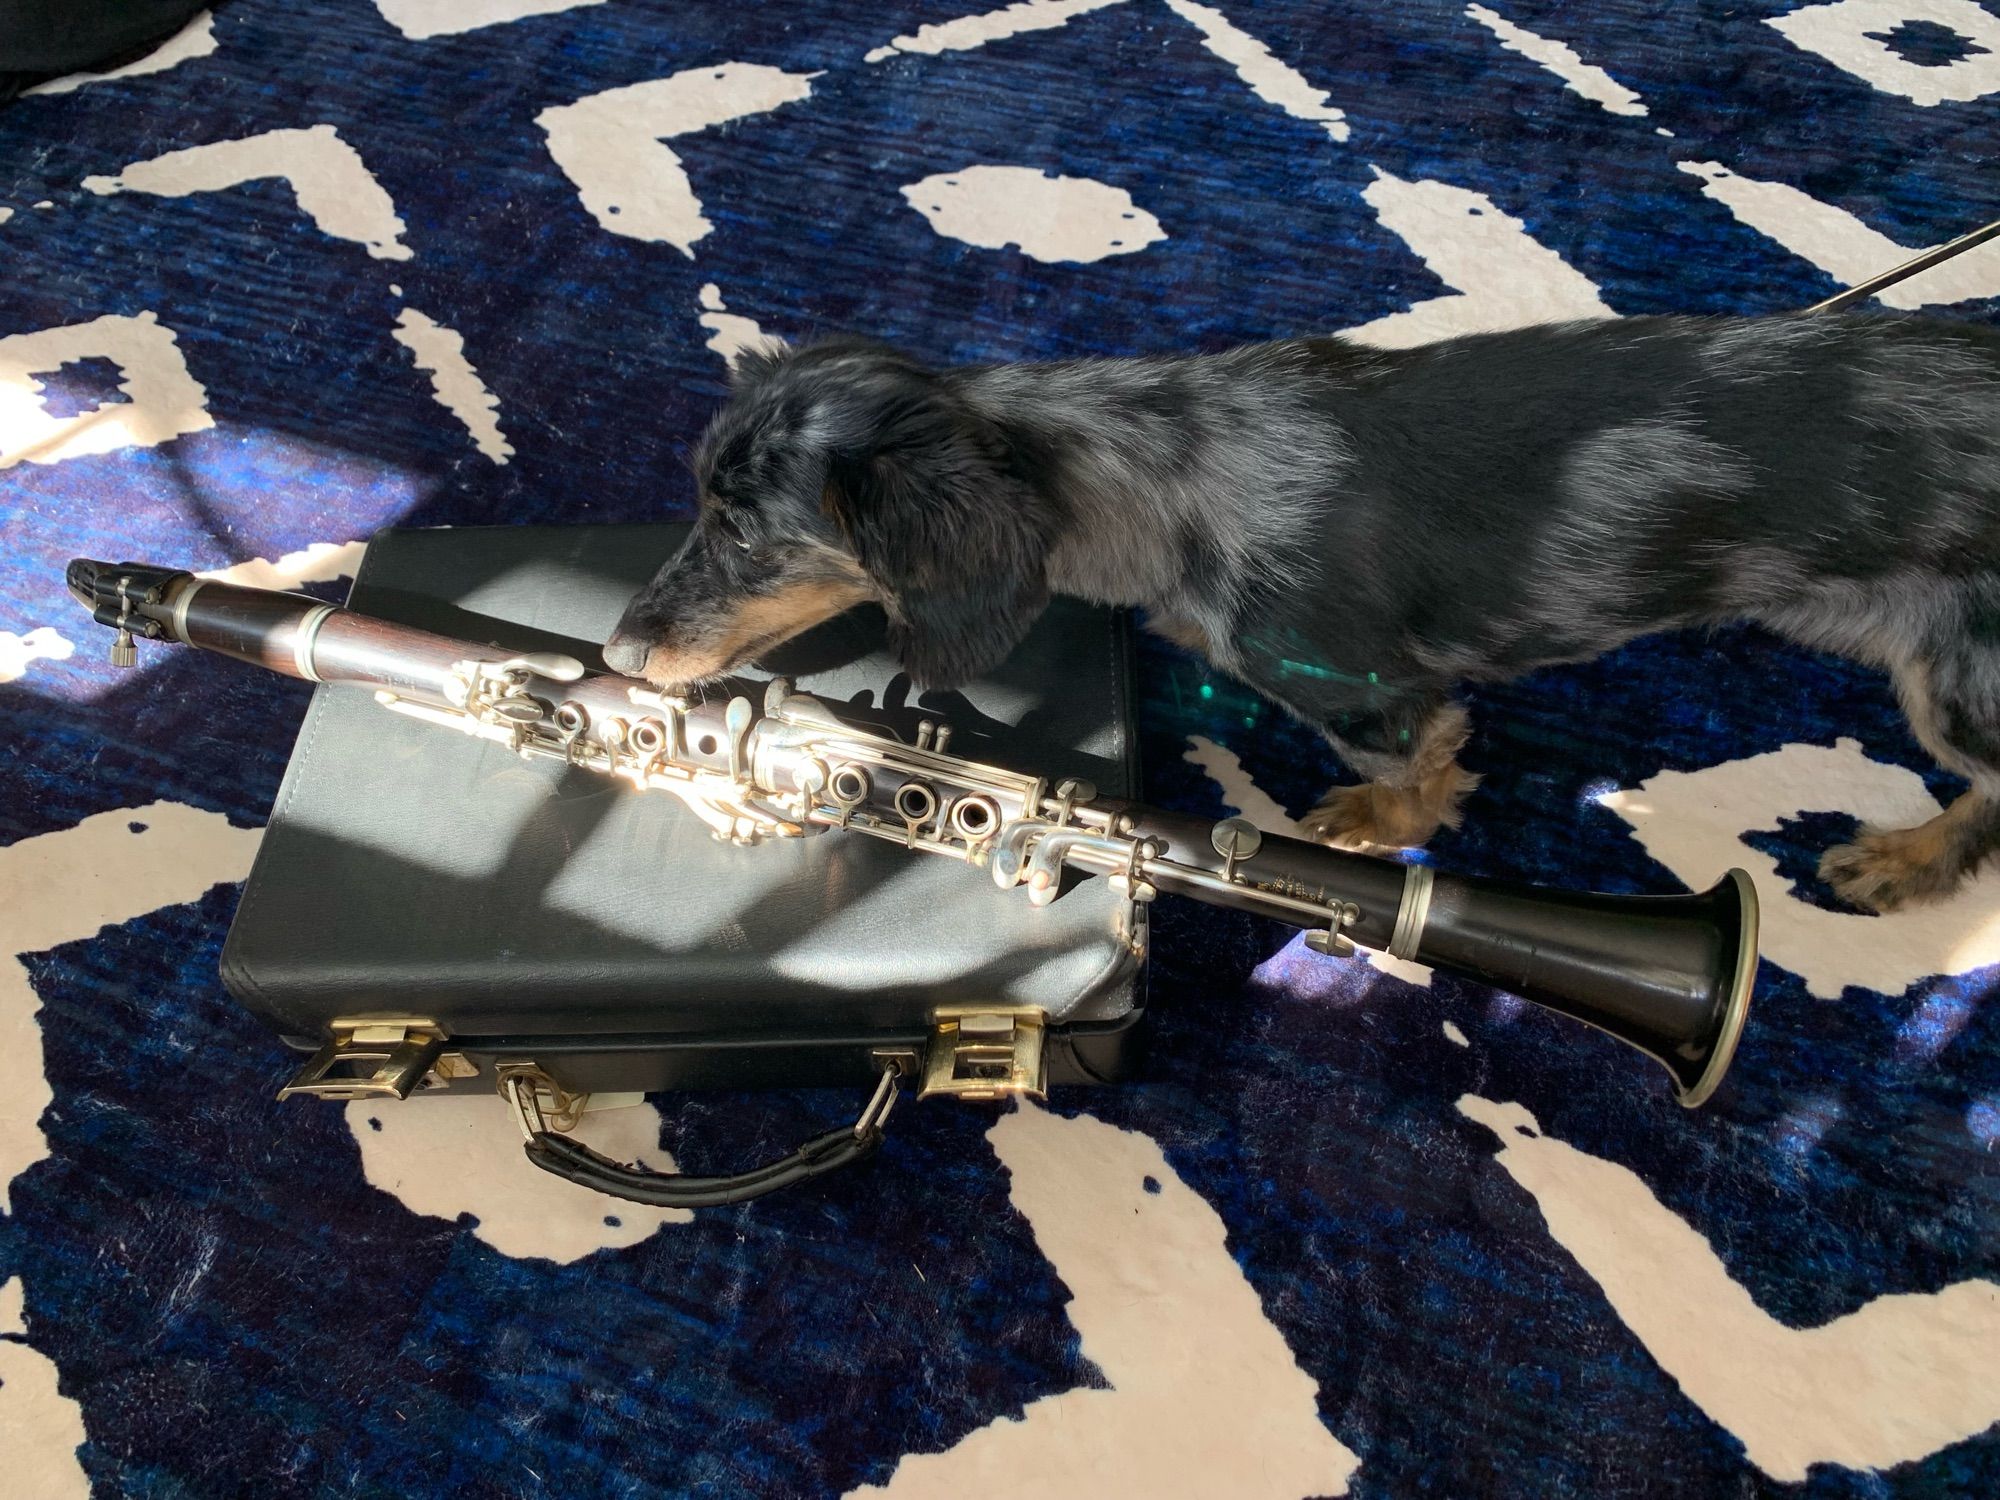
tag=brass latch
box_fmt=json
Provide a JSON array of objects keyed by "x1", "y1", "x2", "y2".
[
  {"x1": 919, "y1": 1007, "x2": 1048, "y2": 1102},
  {"x1": 278, "y1": 1021, "x2": 475, "y2": 1102}
]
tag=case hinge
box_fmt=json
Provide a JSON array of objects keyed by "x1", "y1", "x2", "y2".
[
  {"x1": 919, "y1": 1007, "x2": 1048, "y2": 1102},
  {"x1": 278, "y1": 1021, "x2": 475, "y2": 1102}
]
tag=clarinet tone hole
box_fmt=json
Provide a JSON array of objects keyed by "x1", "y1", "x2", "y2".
[
  {"x1": 894, "y1": 781, "x2": 938, "y2": 824},
  {"x1": 554, "y1": 701, "x2": 589, "y2": 737},
  {"x1": 696, "y1": 733, "x2": 720, "y2": 756},
  {"x1": 629, "y1": 718, "x2": 666, "y2": 753},
  {"x1": 829, "y1": 765, "x2": 870, "y2": 805},
  {"x1": 950, "y1": 795, "x2": 999, "y2": 839}
]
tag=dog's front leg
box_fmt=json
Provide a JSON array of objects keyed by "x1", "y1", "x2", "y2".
[{"x1": 1298, "y1": 700, "x2": 1481, "y2": 851}]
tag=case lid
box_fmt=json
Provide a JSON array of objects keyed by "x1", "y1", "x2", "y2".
[{"x1": 220, "y1": 524, "x2": 1141, "y2": 1041}]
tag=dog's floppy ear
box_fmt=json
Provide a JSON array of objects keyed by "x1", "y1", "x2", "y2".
[{"x1": 826, "y1": 399, "x2": 1051, "y2": 689}]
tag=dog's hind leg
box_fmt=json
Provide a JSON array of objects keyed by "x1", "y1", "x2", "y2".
[
  {"x1": 1820, "y1": 642, "x2": 2000, "y2": 912},
  {"x1": 1299, "y1": 699, "x2": 1481, "y2": 850}
]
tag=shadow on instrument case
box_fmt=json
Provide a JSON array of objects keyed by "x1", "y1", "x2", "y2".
[{"x1": 219, "y1": 522, "x2": 1147, "y2": 1102}]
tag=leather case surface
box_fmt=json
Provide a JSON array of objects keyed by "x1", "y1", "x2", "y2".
[{"x1": 220, "y1": 523, "x2": 1144, "y2": 1094}]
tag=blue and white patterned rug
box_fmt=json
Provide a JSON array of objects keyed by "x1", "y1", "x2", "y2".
[{"x1": 4, "y1": 2, "x2": 1999, "y2": 1495}]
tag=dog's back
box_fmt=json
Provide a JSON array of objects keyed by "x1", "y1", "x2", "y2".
[
  {"x1": 1299, "y1": 314, "x2": 2000, "y2": 680},
  {"x1": 1280, "y1": 312, "x2": 2000, "y2": 908}
]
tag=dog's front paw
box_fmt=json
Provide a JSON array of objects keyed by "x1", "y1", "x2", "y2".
[
  {"x1": 1299, "y1": 783, "x2": 1437, "y2": 851},
  {"x1": 1818, "y1": 829, "x2": 1964, "y2": 913}
]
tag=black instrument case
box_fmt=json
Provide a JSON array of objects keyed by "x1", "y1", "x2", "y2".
[{"x1": 219, "y1": 522, "x2": 1146, "y2": 1104}]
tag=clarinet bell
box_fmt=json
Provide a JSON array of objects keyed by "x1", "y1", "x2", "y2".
[{"x1": 1418, "y1": 867, "x2": 1761, "y2": 1106}]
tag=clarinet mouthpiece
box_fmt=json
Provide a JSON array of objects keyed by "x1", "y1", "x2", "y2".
[
  {"x1": 65, "y1": 559, "x2": 198, "y2": 668},
  {"x1": 64, "y1": 559, "x2": 193, "y2": 611},
  {"x1": 65, "y1": 558, "x2": 108, "y2": 608}
]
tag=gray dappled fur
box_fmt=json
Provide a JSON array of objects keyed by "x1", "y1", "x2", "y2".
[{"x1": 605, "y1": 314, "x2": 2000, "y2": 905}]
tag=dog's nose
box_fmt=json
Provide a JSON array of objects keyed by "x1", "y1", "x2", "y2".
[{"x1": 601, "y1": 633, "x2": 651, "y2": 676}]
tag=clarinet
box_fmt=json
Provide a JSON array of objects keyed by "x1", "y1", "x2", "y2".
[{"x1": 67, "y1": 558, "x2": 1760, "y2": 1106}]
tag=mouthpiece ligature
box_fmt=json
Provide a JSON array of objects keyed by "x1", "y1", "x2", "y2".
[{"x1": 66, "y1": 558, "x2": 192, "y2": 667}]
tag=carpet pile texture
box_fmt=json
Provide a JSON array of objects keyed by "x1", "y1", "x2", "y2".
[{"x1": 2, "y1": 2, "x2": 1998, "y2": 1495}]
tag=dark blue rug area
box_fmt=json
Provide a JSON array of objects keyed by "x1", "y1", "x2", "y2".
[{"x1": 3, "y1": 2, "x2": 1998, "y2": 1496}]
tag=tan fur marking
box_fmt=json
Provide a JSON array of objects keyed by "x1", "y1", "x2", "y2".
[
  {"x1": 1820, "y1": 789, "x2": 1997, "y2": 912},
  {"x1": 641, "y1": 576, "x2": 874, "y2": 685},
  {"x1": 1300, "y1": 703, "x2": 1482, "y2": 850},
  {"x1": 1145, "y1": 615, "x2": 1213, "y2": 655}
]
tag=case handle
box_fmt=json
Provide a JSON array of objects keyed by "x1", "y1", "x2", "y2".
[{"x1": 500, "y1": 1065, "x2": 900, "y2": 1209}]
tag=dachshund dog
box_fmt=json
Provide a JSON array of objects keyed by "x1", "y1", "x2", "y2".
[{"x1": 602, "y1": 315, "x2": 2000, "y2": 912}]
